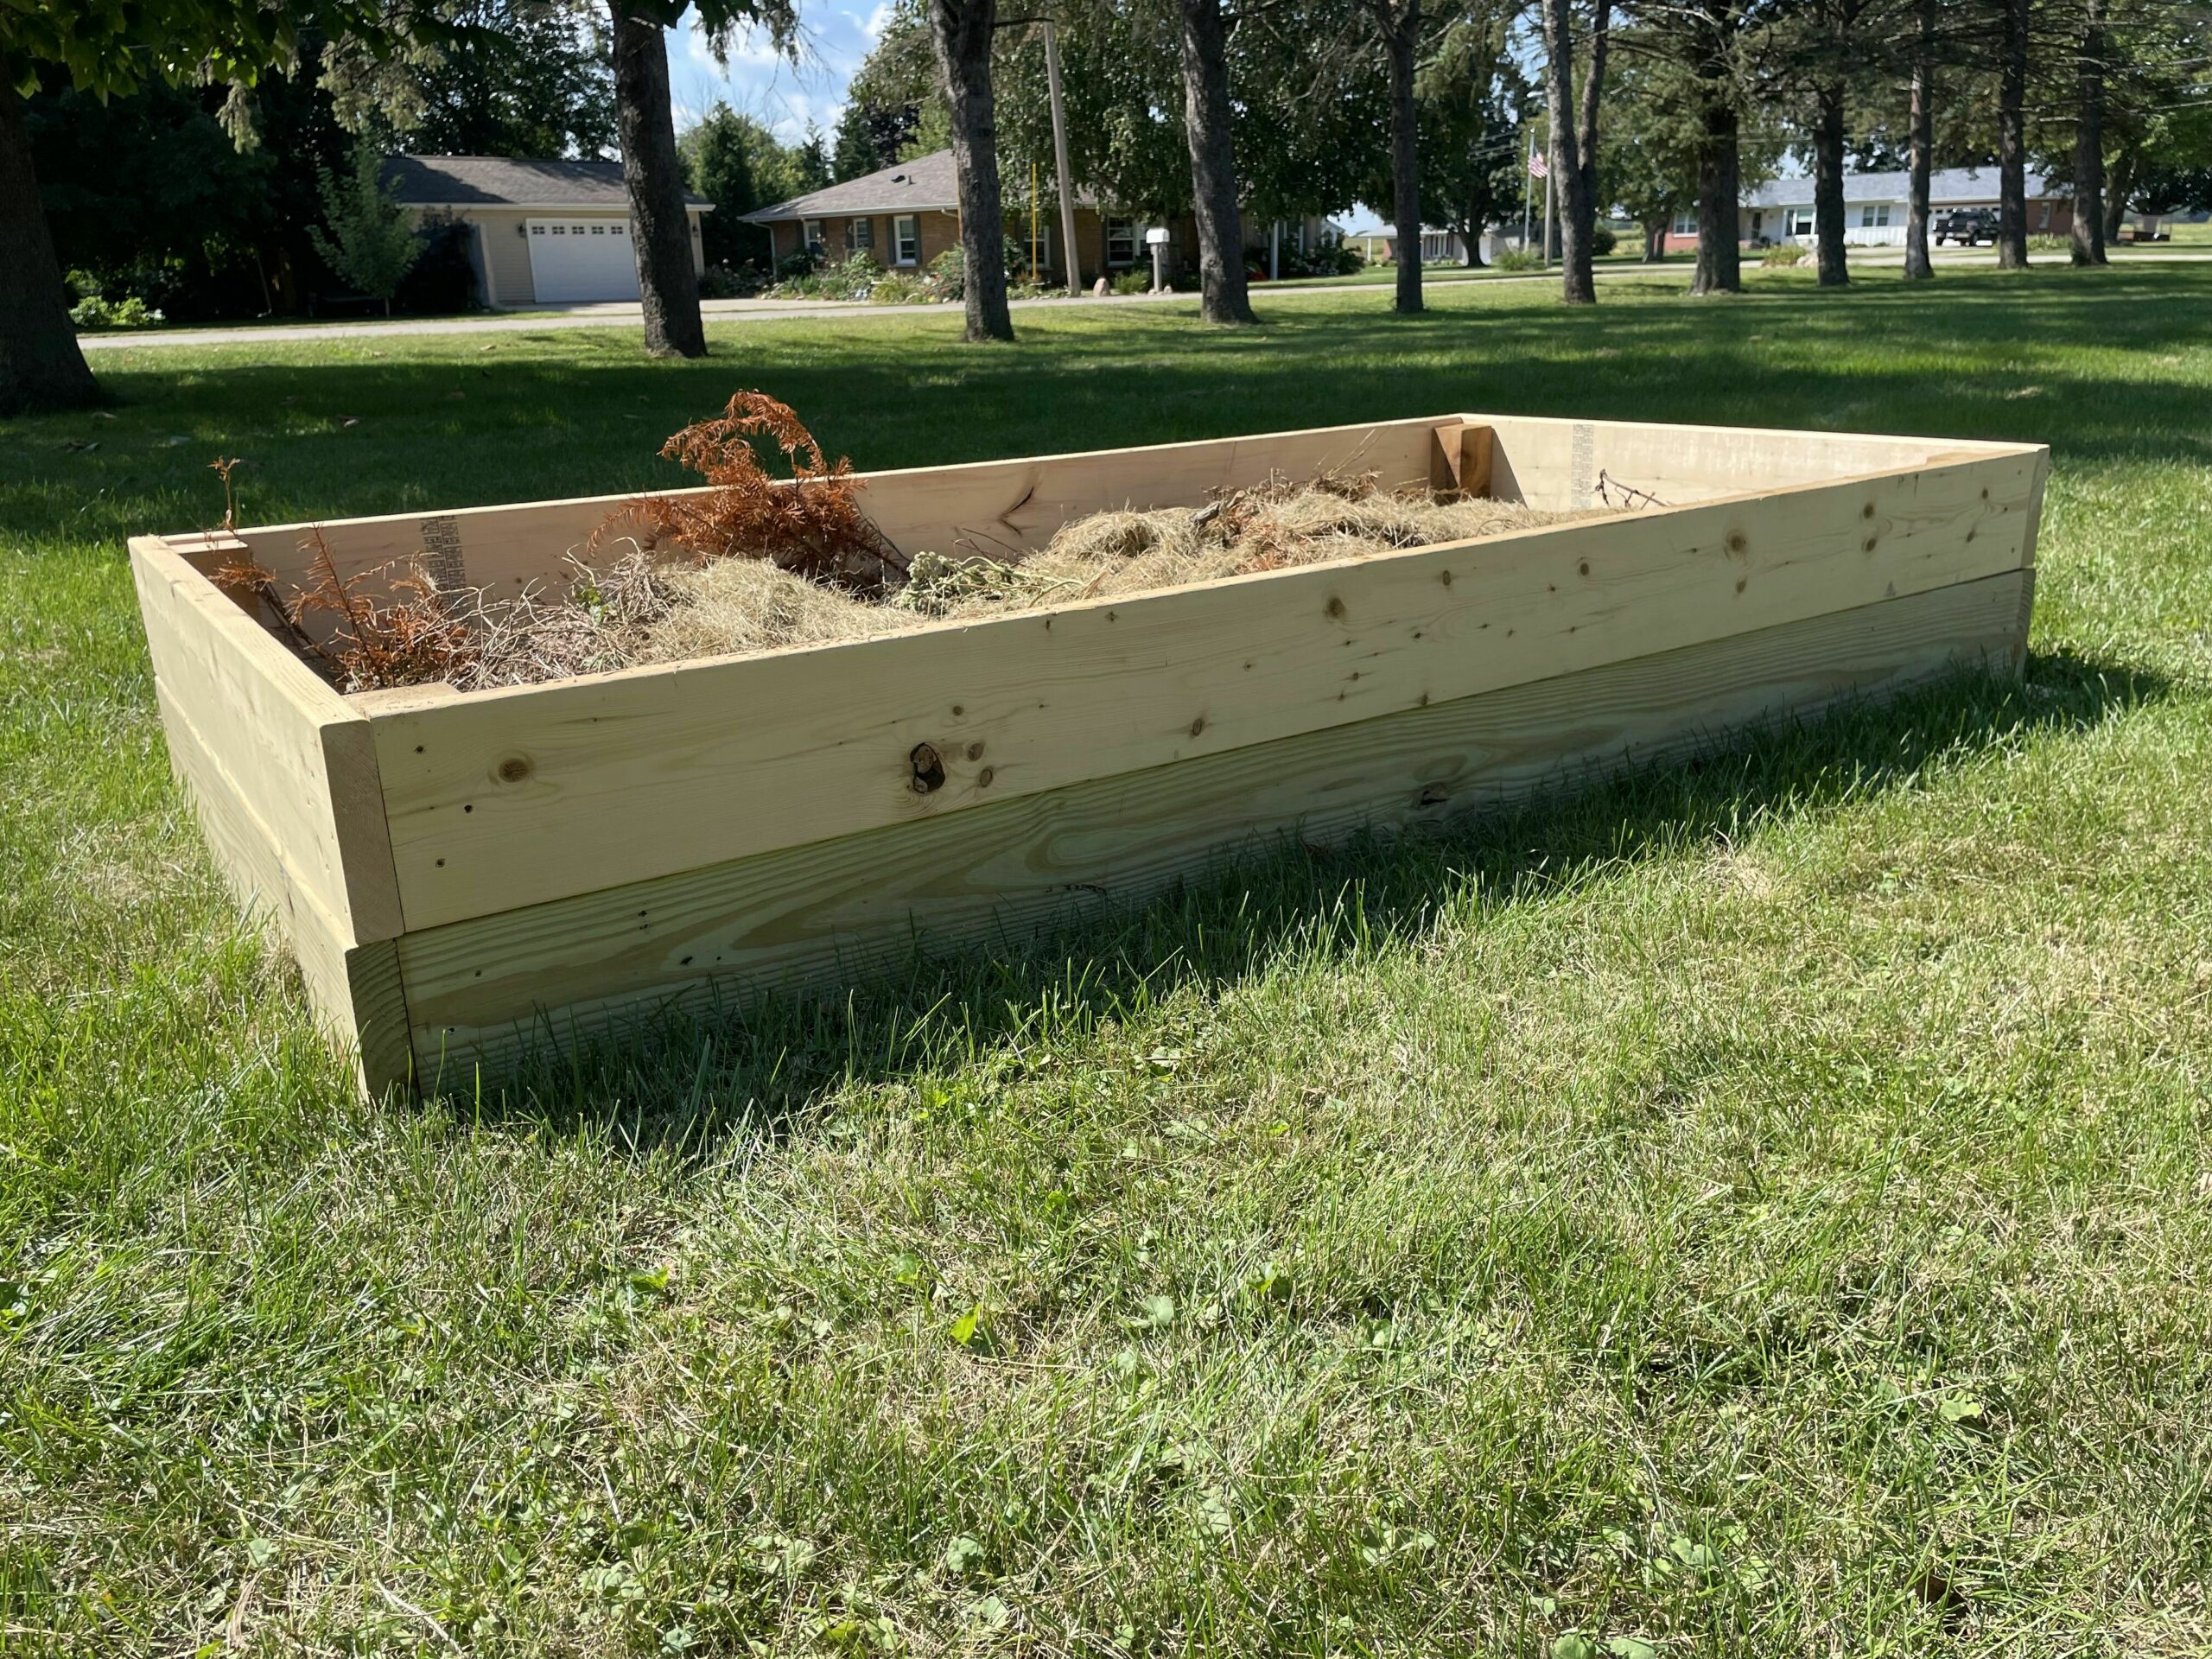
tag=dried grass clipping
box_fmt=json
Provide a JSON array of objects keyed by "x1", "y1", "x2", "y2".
[
  {"x1": 214, "y1": 528, "x2": 474, "y2": 692},
  {"x1": 609, "y1": 390, "x2": 906, "y2": 593}
]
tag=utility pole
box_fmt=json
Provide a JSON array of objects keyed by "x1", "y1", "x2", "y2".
[{"x1": 1043, "y1": 21, "x2": 1083, "y2": 296}]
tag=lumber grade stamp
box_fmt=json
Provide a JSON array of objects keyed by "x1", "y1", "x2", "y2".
[{"x1": 130, "y1": 414, "x2": 2048, "y2": 1096}]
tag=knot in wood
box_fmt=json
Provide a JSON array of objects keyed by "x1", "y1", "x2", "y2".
[{"x1": 910, "y1": 742, "x2": 947, "y2": 794}]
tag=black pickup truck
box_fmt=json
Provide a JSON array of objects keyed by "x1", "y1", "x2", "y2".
[{"x1": 1933, "y1": 207, "x2": 1999, "y2": 245}]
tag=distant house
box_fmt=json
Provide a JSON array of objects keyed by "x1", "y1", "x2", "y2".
[
  {"x1": 381, "y1": 156, "x2": 709, "y2": 308},
  {"x1": 742, "y1": 149, "x2": 1335, "y2": 286},
  {"x1": 1660, "y1": 167, "x2": 2072, "y2": 254}
]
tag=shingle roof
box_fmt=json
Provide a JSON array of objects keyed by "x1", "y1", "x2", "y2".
[
  {"x1": 1742, "y1": 166, "x2": 2056, "y2": 208},
  {"x1": 743, "y1": 149, "x2": 1102, "y2": 222},
  {"x1": 381, "y1": 155, "x2": 710, "y2": 210}
]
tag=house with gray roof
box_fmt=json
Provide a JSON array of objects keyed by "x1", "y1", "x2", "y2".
[
  {"x1": 381, "y1": 156, "x2": 710, "y2": 308},
  {"x1": 742, "y1": 149, "x2": 1339, "y2": 287}
]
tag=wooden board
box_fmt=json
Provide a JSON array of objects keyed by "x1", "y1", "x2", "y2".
[
  {"x1": 130, "y1": 537, "x2": 406, "y2": 944},
  {"x1": 365, "y1": 446, "x2": 2046, "y2": 932},
  {"x1": 154, "y1": 682, "x2": 414, "y2": 1096},
  {"x1": 1476, "y1": 414, "x2": 2012, "y2": 512},
  {"x1": 397, "y1": 569, "x2": 2031, "y2": 1084},
  {"x1": 218, "y1": 415, "x2": 1465, "y2": 610}
]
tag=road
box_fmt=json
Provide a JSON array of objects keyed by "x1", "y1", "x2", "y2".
[{"x1": 75, "y1": 247, "x2": 2209, "y2": 353}]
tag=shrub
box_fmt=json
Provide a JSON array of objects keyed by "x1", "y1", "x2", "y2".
[
  {"x1": 1492, "y1": 247, "x2": 1542, "y2": 273},
  {"x1": 868, "y1": 271, "x2": 932, "y2": 305},
  {"x1": 2027, "y1": 232, "x2": 2071, "y2": 252},
  {"x1": 68, "y1": 293, "x2": 164, "y2": 330},
  {"x1": 769, "y1": 253, "x2": 881, "y2": 302},
  {"x1": 1590, "y1": 225, "x2": 1618, "y2": 257},
  {"x1": 699, "y1": 263, "x2": 770, "y2": 299},
  {"x1": 776, "y1": 249, "x2": 820, "y2": 281},
  {"x1": 1111, "y1": 268, "x2": 1151, "y2": 295},
  {"x1": 1761, "y1": 243, "x2": 1808, "y2": 266},
  {"x1": 927, "y1": 248, "x2": 966, "y2": 302}
]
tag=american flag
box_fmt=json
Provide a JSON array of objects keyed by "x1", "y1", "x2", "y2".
[{"x1": 1527, "y1": 143, "x2": 1548, "y2": 181}]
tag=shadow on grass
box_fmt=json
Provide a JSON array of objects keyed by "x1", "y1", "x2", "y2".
[
  {"x1": 21, "y1": 264, "x2": 2212, "y2": 555},
  {"x1": 447, "y1": 645, "x2": 2168, "y2": 1151}
]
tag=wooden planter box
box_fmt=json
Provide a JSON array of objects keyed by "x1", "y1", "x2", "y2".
[{"x1": 130, "y1": 415, "x2": 2046, "y2": 1096}]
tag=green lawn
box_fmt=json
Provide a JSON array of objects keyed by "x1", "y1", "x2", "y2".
[{"x1": 5, "y1": 268, "x2": 2212, "y2": 1656}]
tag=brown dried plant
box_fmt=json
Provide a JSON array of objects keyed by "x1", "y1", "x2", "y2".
[
  {"x1": 607, "y1": 390, "x2": 906, "y2": 593},
  {"x1": 212, "y1": 528, "x2": 475, "y2": 692}
]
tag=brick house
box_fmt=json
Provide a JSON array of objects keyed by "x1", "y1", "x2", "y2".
[{"x1": 742, "y1": 149, "x2": 1333, "y2": 285}]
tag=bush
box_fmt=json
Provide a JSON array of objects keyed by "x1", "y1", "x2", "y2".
[
  {"x1": 776, "y1": 249, "x2": 820, "y2": 281},
  {"x1": 928, "y1": 248, "x2": 966, "y2": 302},
  {"x1": 1590, "y1": 225, "x2": 1618, "y2": 257},
  {"x1": 1491, "y1": 247, "x2": 1542, "y2": 273},
  {"x1": 1761, "y1": 243, "x2": 1808, "y2": 266},
  {"x1": 1110, "y1": 268, "x2": 1151, "y2": 296},
  {"x1": 68, "y1": 293, "x2": 164, "y2": 329},
  {"x1": 699, "y1": 263, "x2": 770, "y2": 299},
  {"x1": 2027, "y1": 232, "x2": 2071, "y2": 252},
  {"x1": 769, "y1": 252, "x2": 882, "y2": 302}
]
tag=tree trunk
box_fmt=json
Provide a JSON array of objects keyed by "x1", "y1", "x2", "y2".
[
  {"x1": 0, "y1": 85, "x2": 100, "y2": 416},
  {"x1": 1904, "y1": 0, "x2": 1934, "y2": 280},
  {"x1": 1996, "y1": 0, "x2": 2030, "y2": 269},
  {"x1": 1575, "y1": 0, "x2": 1612, "y2": 230},
  {"x1": 2105, "y1": 146, "x2": 2134, "y2": 240},
  {"x1": 1814, "y1": 81, "x2": 1847, "y2": 285},
  {"x1": 931, "y1": 0, "x2": 1014, "y2": 340},
  {"x1": 1690, "y1": 79, "x2": 1740, "y2": 294},
  {"x1": 1542, "y1": 0, "x2": 1596, "y2": 303},
  {"x1": 2072, "y1": 0, "x2": 2107, "y2": 265},
  {"x1": 1178, "y1": 0, "x2": 1257, "y2": 323},
  {"x1": 1644, "y1": 219, "x2": 1667, "y2": 262},
  {"x1": 1379, "y1": 0, "x2": 1423, "y2": 314},
  {"x1": 611, "y1": 9, "x2": 706, "y2": 358}
]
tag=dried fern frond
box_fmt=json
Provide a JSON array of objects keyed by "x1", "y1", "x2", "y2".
[{"x1": 607, "y1": 390, "x2": 906, "y2": 594}]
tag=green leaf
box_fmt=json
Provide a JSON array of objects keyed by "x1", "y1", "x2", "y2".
[
  {"x1": 1552, "y1": 1637, "x2": 1599, "y2": 1659},
  {"x1": 944, "y1": 1534, "x2": 986, "y2": 1576},
  {"x1": 1606, "y1": 1638, "x2": 1658, "y2": 1659},
  {"x1": 1938, "y1": 1392, "x2": 1985, "y2": 1424},
  {"x1": 950, "y1": 1304, "x2": 986, "y2": 1349}
]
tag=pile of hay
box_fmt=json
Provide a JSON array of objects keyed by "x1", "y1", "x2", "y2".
[{"x1": 442, "y1": 474, "x2": 1601, "y2": 691}]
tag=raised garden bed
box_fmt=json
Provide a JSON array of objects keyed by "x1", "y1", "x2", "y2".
[{"x1": 130, "y1": 414, "x2": 2047, "y2": 1096}]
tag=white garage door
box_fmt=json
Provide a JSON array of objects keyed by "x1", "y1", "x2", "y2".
[{"x1": 525, "y1": 217, "x2": 642, "y2": 304}]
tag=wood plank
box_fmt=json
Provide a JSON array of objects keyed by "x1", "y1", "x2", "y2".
[
  {"x1": 218, "y1": 415, "x2": 1461, "y2": 604},
  {"x1": 130, "y1": 537, "x2": 407, "y2": 944},
  {"x1": 397, "y1": 569, "x2": 2032, "y2": 1085},
  {"x1": 156, "y1": 682, "x2": 412, "y2": 1096},
  {"x1": 1475, "y1": 413, "x2": 2024, "y2": 511},
  {"x1": 368, "y1": 447, "x2": 2045, "y2": 932}
]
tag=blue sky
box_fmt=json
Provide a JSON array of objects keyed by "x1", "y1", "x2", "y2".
[{"x1": 662, "y1": 7, "x2": 892, "y2": 146}]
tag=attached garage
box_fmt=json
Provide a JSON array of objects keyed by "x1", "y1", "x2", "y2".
[
  {"x1": 381, "y1": 155, "x2": 710, "y2": 309},
  {"x1": 526, "y1": 218, "x2": 641, "y2": 304}
]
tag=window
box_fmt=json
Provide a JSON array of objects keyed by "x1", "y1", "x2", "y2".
[
  {"x1": 2037, "y1": 200, "x2": 2051, "y2": 228},
  {"x1": 571, "y1": 224, "x2": 585, "y2": 235},
  {"x1": 1860, "y1": 202, "x2": 1892, "y2": 229},
  {"x1": 1106, "y1": 216, "x2": 1138, "y2": 266},
  {"x1": 589, "y1": 224, "x2": 606, "y2": 235},
  {"x1": 531, "y1": 224, "x2": 545, "y2": 235},
  {"x1": 893, "y1": 215, "x2": 919, "y2": 264},
  {"x1": 803, "y1": 219, "x2": 825, "y2": 255},
  {"x1": 1671, "y1": 209, "x2": 1697, "y2": 236},
  {"x1": 1788, "y1": 208, "x2": 1814, "y2": 237},
  {"x1": 847, "y1": 216, "x2": 874, "y2": 253}
]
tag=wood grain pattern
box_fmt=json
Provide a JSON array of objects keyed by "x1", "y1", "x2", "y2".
[
  {"x1": 131, "y1": 537, "x2": 406, "y2": 944},
  {"x1": 218, "y1": 415, "x2": 1463, "y2": 606},
  {"x1": 366, "y1": 447, "x2": 2044, "y2": 932},
  {"x1": 155, "y1": 681, "x2": 414, "y2": 1095},
  {"x1": 397, "y1": 569, "x2": 2031, "y2": 1084},
  {"x1": 1478, "y1": 414, "x2": 2017, "y2": 511}
]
